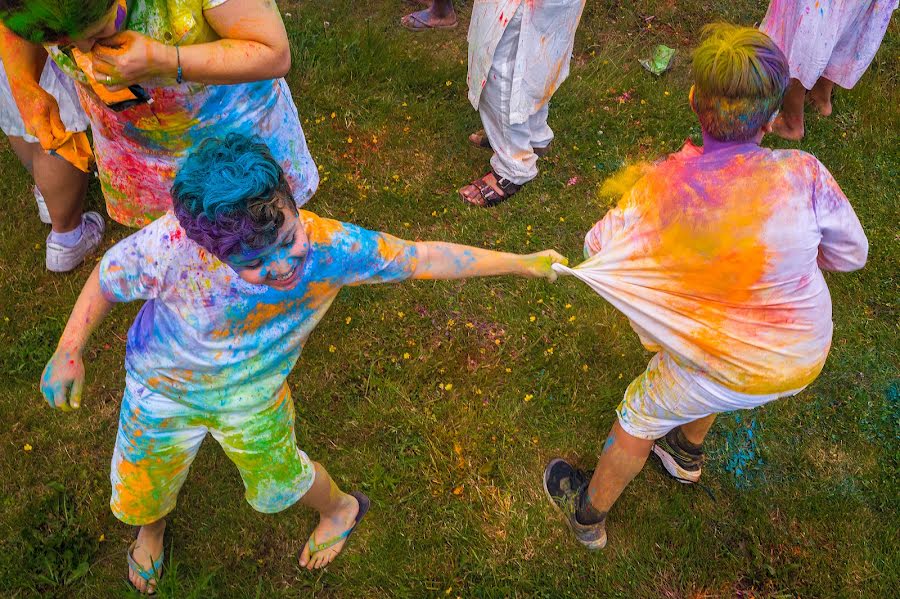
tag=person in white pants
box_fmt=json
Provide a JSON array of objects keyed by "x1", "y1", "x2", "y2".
[{"x1": 460, "y1": 0, "x2": 586, "y2": 207}]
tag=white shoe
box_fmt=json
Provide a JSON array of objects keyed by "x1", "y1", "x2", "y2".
[
  {"x1": 34, "y1": 185, "x2": 51, "y2": 224},
  {"x1": 45, "y1": 211, "x2": 105, "y2": 273}
]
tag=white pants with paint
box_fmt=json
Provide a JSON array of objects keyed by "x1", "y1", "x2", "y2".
[{"x1": 479, "y1": 6, "x2": 554, "y2": 185}]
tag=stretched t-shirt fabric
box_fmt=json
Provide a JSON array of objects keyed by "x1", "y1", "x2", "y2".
[
  {"x1": 565, "y1": 142, "x2": 867, "y2": 395},
  {"x1": 99, "y1": 211, "x2": 419, "y2": 411}
]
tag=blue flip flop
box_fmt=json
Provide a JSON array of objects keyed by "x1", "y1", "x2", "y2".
[
  {"x1": 126, "y1": 538, "x2": 165, "y2": 594},
  {"x1": 306, "y1": 491, "x2": 370, "y2": 560}
]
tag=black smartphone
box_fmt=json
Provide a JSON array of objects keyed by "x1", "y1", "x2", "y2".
[{"x1": 107, "y1": 85, "x2": 151, "y2": 112}]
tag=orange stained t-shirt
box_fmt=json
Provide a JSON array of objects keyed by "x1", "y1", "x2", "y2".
[{"x1": 583, "y1": 141, "x2": 868, "y2": 395}]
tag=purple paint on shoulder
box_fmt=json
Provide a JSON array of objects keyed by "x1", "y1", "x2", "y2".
[{"x1": 129, "y1": 300, "x2": 156, "y2": 353}]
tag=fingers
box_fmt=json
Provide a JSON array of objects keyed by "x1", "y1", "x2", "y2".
[
  {"x1": 48, "y1": 106, "x2": 66, "y2": 144},
  {"x1": 70, "y1": 376, "x2": 84, "y2": 410},
  {"x1": 40, "y1": 373, "x2": 56, "y2": 408},
  {"x1": 91, "y1": 60, "x2": 123, "y2": 87},
  {"x1": 95, "y1": 31, "x2": 130, "y2": 49},
  {"x1": 549, "y1": 250, "x2": 569, "y2": 266},
  {"x1": 54, "y1": 382, "x2": 72, "y2": 412}
]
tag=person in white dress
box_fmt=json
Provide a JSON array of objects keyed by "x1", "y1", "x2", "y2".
[
  {"x1": 0, "y1": 53, "x2": 103, "y2": 272},
  {"x1": 761, "y1": 0, "x2": 897, "y2": 139}
]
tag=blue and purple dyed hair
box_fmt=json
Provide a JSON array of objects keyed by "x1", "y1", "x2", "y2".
[
  {"x1": 691, "y1": 23, "x2": 789, "y2": 142},
  {"x1": 172, "y1": 134, "x2": 296, "y2": 260}
]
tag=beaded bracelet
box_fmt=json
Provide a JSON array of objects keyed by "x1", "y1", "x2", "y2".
[{"x1": 175, "y1": 45, "x2": 183, "y2": 84}]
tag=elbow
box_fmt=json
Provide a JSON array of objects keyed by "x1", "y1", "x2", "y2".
[
  {"x1": 846, "y1": 238, "x2": 870, "y2": 271},
  {"x1": 272, "y1": 46, "x2": 291, "y2": 78}
]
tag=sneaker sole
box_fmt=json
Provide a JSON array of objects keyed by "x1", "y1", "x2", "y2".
[
  {"x1": 652, "y1": 445, "x2": 702, "y2": 484},
  {"x1": 542, "y1": 459, "x2": 607, "y2": 550}
]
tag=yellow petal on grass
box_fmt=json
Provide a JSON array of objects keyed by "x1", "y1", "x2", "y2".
[
  {"x1": 328, "y1": 345, "x2": 336, "y2": 353},
  {"x1": 524, "y1": 394, "x2": 534, "y2": 402},
  {"x1": 23, "y1": 444, "x2": 33, "y2": 451}
]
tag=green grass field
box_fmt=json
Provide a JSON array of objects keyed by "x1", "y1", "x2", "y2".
[{"x1": 1, "y1": 1, "x2": 898, "y2": 597}]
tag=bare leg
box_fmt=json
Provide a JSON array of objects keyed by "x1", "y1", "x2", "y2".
[
  {"x1": 32, "y1": 150, "x2": 87, "y2": 233},
  {"x1": 584, "y1": 420, "x2": 654, "y2": 514},
  {"x1": 680, "y1": 414, "x2": 717, "y2": 446},
  {"x1": 401, "y1": 0, "x2": 457, "y2": 30},
  {"x1": 808, "y1": 77, "x2": 834, "y2": 117},
  {"x1": 297, "y1": 462, "x2": 361, "y2": 570},
  {"x1": 6, "y1": 136, "x2": 37, "y2": 175},
  {"x1": 772, "y1": 78, "x2": 806, "y2": 140},
  {"x1": 128, "y1": 518, "x2": 166, "y2": 594}
]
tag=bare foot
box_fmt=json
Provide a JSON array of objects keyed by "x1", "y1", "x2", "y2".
[
  {"x1": 128, "y1": 520, "x2": 166, "y2": 594},
  {"x1": 808, "y1": 87, "x2": 833, "y2": 117},
  {"x1": 771, "y1": 113, "x2": 804, "y2": 141},
  {"x1": 400, "y1": 8, "x2": 458, "y2": 31},
  {"x1": 469, "y1": 130, "x2": 491, "y2": 150},
  {"x1": 298, "y1": 492, "x2": 360, "y2": 570}
]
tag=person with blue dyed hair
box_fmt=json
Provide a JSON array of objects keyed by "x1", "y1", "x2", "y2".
[{"x1": 39, "y1": 133, "x2": 568, "y2": 593}]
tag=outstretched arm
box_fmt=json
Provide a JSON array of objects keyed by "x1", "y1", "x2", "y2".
[
  {"x1": 41, "y1": 264, "x2": 115, "y2": 411},
  {"x1": 411, "y1": 242, "x2": 567, "y2": 281}
]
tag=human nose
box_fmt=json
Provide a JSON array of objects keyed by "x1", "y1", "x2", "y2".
[{"x1": 74, "y1": 39, "x2": 96, "y2": 53}]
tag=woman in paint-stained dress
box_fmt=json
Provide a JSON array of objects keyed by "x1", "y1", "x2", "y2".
[
  {"x1": 760, "y1": 0, "x2": 898, "y2": 140},
  {"x1": 0, "y1": 0, "x2": 318, "y2": 227}
]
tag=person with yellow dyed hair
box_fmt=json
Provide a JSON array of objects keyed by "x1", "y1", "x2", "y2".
[
  {"x1": 39, "y1": 134, "x2": 567, "y2": 593},
  {"x1": 543, "y1": 24, "x2": 869, "y2": 550}
]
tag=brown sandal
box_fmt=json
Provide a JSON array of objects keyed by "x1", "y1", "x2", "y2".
[
  {"x1": 459, "y1": 170, "x2": 523, "y2": 208},
  {"x1": 468, "y1": 130, "x2": 551, "y2": 157}
]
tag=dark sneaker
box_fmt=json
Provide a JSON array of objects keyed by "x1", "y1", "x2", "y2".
[
  {"x1": 542, "y1": 458, "x2": 607, "y2": 550},
  {"x1": 652, "y1": 429, "x2": 703, "y2": 484}
]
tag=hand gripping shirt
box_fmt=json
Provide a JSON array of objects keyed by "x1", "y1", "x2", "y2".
[
  {"x1": 563, "y1": 142, "x2": 868, "y2": 395},
  {"x1": 99, "y1": 211, "x2": 419, "y2": 410}
]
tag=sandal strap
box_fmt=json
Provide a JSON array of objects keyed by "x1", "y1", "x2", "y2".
[
  {"x1": 492, "y1": 172, "x2": 523, "y2": 196},
  {"x1": 474, "y1": 179, "x2": 505, "y2": 207},
  {"x1": 308, "y1": 527, "x2": 353, "y2": 555},
  {"x1": 307, "y1": 491, "x2": 370, "y2": 557},
  {"x1": 127, "y1": 540, "x2": 164, "y2": 583}
]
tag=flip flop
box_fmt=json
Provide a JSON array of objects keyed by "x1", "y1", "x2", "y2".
[
  {"x1": 306, "y1": 491, "x2": 371, "y2": 560},
  {"x1": 126, "y1": 537, "x2": 165, "y2": 595},
  {"x1": 400, "y1": 10, "x2": 458, "y2": 32}
]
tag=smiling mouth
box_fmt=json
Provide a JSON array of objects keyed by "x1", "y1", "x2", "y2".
[{"x1": 271, "y1": 265, "x2": 297, "y2": 283}]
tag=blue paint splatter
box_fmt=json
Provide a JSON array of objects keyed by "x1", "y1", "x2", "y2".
[{"x1": 710, "y1": 412, "x2": 764, "y2": 488}]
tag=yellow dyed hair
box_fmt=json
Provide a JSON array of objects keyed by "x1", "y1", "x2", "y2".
[{"x1": 691, "y1": 23, "x2": 789, "y2": 141}]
